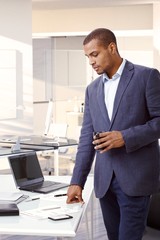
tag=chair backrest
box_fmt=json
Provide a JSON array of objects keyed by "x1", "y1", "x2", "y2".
[{"x1": 47, "y1": 123, "x2": 68, "y2": 138}]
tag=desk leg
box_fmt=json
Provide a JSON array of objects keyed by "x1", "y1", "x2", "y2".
[
  {"x1": 90, "y1": 190, "x2": 94, "y2": 240},
  {"x1": 54, "y1": 149, "x2": 59, "y2": 176},
  {"x1": 83, "y1": 190, "x2": 94, "y2": 240}
]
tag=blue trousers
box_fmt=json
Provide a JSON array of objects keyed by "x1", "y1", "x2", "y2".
[{"x1": 99, "y1": 175, "x2": 150, "y2": 240}]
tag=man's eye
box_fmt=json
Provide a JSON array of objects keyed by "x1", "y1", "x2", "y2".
[{"x1": 92, "y1": 53, "x2": 98, "y2": 57}]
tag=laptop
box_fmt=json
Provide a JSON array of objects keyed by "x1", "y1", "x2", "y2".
[{"x1": 8, "y1": 151, "x2": 69, "y2": 194}]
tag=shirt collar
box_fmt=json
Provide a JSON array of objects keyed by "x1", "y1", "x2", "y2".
[{"x1": 103, "y1": 58, "x2": 126, "y2": 82}]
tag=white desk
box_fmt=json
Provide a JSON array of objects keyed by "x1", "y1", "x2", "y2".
[{"x1": 0, "y1": 175, "x2": 93, "y2": 239}]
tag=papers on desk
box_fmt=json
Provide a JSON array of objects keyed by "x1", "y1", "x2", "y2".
[
  {"x1": 21, "y1": 205, "x2": 61, "y2": 219},
  {"x1": 42, "y1": 140, "x2": 59, "y2": 145},
  {"x1": 21, "y1": 203, "x2": 83, "y2": 220},
  {"x1": 42, "y1": 137, "x2": 68, "y2": 145},
  {"x1": 0, "y1": 192, "x2": 28, "y2": 204}
]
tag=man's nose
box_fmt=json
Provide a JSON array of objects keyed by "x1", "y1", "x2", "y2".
[{"x1": 89, "y1": 57, "x2": 95, "y2": 65}]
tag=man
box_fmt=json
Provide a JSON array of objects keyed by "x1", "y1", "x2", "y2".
[{"x1": 66, "y1": 28, "x2": 160, "y2": 240}]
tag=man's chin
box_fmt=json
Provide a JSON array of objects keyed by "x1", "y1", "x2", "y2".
[{"x1": 95, "y1": 70, "x2": 103, "y2": 75}]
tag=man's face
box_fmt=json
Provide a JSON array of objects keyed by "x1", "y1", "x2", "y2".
[{"x1": 83, "y1": 39, "x2": 114, "y2": 76}]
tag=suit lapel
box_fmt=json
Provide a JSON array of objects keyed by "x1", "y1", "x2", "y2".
[
  {"x1": 97, "y1": 76, "x2": 111, "y2": 125},
  {"x1": 109, "y1": 61, "x2": 134, "y2": 129},
  {"x1": 96, "y1": 61, "x2": 134, "y2": 129}
]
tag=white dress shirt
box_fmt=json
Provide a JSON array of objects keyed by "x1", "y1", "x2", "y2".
[{"x1": 103, "y1": 59, "x2": 126, "y2": 120}]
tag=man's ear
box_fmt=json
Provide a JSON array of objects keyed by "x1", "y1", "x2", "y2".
[{"x1": 109, "y1": 42, "x2": 116, "y2": 54}]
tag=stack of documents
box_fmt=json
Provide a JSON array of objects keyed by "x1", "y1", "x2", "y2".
[{"x1": 0, "y1": 192, "x2": 28, "y2": 204}]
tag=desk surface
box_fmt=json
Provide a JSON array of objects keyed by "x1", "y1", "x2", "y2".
[
  {"x1": 0, "y1": 175, "x2": 93, "y2": 238},
  {"x1": 0, "y1": 148, "x2": 33, "y2": 157},
  {"x1": 0, "y1": 135, "x2": 78, "y2": 149}
]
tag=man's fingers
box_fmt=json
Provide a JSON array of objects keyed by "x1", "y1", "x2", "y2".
[
  {"x1": 66, "y1": 185, "x2": 83, "y2": 204},
  {"x1": 93, "y1": 131, "x2": 125, "y2": 151}
]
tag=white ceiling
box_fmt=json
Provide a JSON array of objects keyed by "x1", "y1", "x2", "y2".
[{"x1": 32, "y1": 0, "x2": 160, "y2": 10}]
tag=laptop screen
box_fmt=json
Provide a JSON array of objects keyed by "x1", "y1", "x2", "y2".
[{"x1": 8, "y1": 152, "x2": 44, "y2": 188}]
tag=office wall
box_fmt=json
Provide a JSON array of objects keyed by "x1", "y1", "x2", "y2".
[
  {"x1": 32, "y1": 5, "x2": 152, "y2": 33},
  {"x1": 153, "y1": 3, "x2": 160, "y2": 70},
  {"x1": 0, "y1": 0, "x2": 33, "y2": 136}
]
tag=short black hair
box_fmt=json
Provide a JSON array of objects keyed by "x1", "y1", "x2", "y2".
[{"x1": 83, "y1": 28, "x2": 117, "y2": 48}]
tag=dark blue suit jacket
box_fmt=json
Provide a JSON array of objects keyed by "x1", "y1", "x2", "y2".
[{"x1": 71, "y1": 60, "x2": 160, "y2": 198}]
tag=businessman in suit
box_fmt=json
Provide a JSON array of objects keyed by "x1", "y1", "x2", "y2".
[{"x1": 66, "y1": 28, "x2": 160, "y2": 240}]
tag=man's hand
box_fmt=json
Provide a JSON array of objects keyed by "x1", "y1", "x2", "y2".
[
  {"x1": 93, "y1": 131, "x2": 125, "y2": 153},
  {"x1": 66, "y1": 185, "x2": 84, "y2": 204}
]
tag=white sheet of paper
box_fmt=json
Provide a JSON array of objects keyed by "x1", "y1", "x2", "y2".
[{"x1": 0, "y1": 191, "x2": 24, "y2": 201}]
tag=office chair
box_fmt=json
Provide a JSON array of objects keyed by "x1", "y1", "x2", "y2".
[
  {"x1": 147, "y1": 183, "x2": 160, "y2": 230},
  {"x1": 147, "y1": 148, "x2": 160, "y2": 231},
  {"x1": 41, "y1": 123, "x2": 72, "y2": 175}
]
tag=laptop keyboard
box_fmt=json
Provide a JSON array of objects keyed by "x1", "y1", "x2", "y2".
[
  {"x1": 24, "y1": 181, "x2": 58, "y2": 190},
  {"x1": 39, "y1": 181, "x2": 58, "y2": 189}
]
